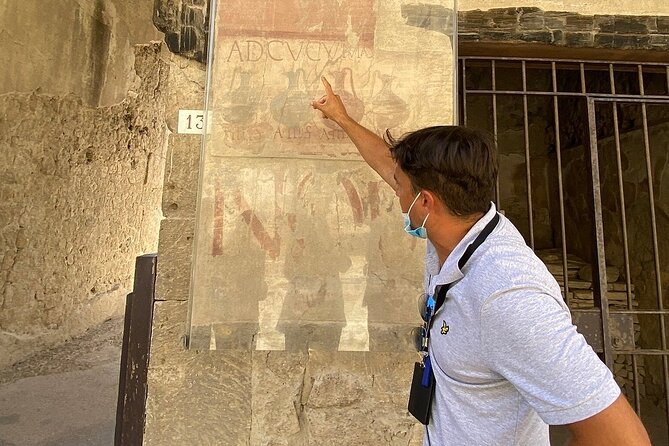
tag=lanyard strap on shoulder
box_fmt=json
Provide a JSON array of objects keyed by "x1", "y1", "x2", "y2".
[{"x1": 432, "y1": 212, "x2": 501, "y2": 317}]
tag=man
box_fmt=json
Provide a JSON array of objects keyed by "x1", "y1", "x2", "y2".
[{"x1": 311, "y1": 77, "x2": 651, "y2": 445}]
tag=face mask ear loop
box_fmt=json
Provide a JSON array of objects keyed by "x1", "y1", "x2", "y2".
[
  {"x1": 420, "y1": 213, "x2": 430, "y2": 229},
  {"x1": 407, "y1": 191, "x2": 422, "y2": 215}
]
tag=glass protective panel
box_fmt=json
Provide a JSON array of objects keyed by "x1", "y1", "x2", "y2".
[{"x1": 188, "y1": 0, "x2": 458, "y2": 351}]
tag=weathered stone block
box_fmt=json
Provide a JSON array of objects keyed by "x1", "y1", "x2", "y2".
[
  {"x1": 594, "y1": 33, "x2": 616, "y2": 47},
  {"x1": 552, "y1": 29, "x2": 565, "y2": 45},
  {"x1": 161, "y1": 134, "x2": 200, "y2": 219},
  {"x1": 155, "y1": 218, "x2": 195, "y2": 302},
  {"x1": 518, "y1": 12, "x2": 546, "y2": 30},
  {"x1": 649, "y1": 34, "x2": 669, "y2": 48},
  {"x1": 564, "y1": 31, "x2": 595, "y2": 47},
  {"x1": 657, "y1": 17, "x2": 669, "y2": 34},
  {"x1": 144, "y1": 301, "x2": 253, "y2": 445},
  {"x1": 613, "y1": 16, "x2": 655, "y2": 34},
  {"x1": 520, "y1": 30, "x2": 554, "y2": 44},
  {"x1": 251, "y1": 350, "x2": 423, "y2": 445},
  {"x1": 146, "y1": 302, "x2": 425, "y2": 444},
  {"x1": 594, "y1": 15, "x2": 616, "y2": 33},
  {"x1": 490, "y1": 9, "x2": 519, "y2": 29},
  {"x1": 544, "y1": 12, "x2": 569, "y2": 30},
  {"x1": 565, "y1": 15, "x2": 595, "y2": 31},
  {"x1": 613, "y1": 34, "x2": 651, "y2": 49},
  {"x1": 459, "y1": 10, "x2": 494, "y2": 31},
  {"x1": 479, "y1": 30, "x2": 523, "y2": 42}
]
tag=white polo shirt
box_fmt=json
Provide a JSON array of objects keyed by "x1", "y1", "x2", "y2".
[{"x1": 423, "y1": 203, "x2": 620, "y2": 445}]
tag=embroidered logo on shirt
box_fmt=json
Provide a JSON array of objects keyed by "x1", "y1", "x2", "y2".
[{"x1": 441, "y1": 321, "x2": 450, "y2": 335}]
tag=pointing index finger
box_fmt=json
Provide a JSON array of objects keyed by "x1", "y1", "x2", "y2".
[{"x1": 321, "y1": 76, "x2": 334, "y2": 96}]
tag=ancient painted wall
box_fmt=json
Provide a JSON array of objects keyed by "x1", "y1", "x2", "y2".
[
  {"x1": 145, "y1": 50, "x2": 428, "y2": 446},
  {"x1": 0, "y1": 43, "x2": 169, "y2": 368},
  {"x1": 146, "y1": 1, "x2": 455, "y2": 443},
  {"x1": 188, "y1": 0, "x2": 456, "y2": 351},
  {"x1": 0, "y1": 0, "x2": 160, "y2": 107}
]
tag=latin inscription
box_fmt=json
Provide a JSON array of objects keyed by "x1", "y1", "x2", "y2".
[{"x1": 224, "y1": 39, "x2": 374, "y2": 63}]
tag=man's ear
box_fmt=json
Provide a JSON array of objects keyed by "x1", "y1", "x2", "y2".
[{"x1": 421, "y1": 190, "x2": 437, "y2": 211}]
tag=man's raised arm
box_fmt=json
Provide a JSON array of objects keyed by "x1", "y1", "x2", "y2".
[{"x1": 312, "y1": 76, "x2": 397, "y2": 190}]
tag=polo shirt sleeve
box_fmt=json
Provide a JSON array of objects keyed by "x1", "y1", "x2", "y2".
[{"x1": 480, "y1": 290, "x2": 621, "y2": 425}]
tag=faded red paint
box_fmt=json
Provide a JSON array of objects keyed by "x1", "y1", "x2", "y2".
[
  {"x1": 339, "y1": 176, "x2": 363, "y2": 224},
  {"x1": 297, "y1": 172, "x2": 314, "y2": 200},
  {"x1": 212, "y1": 186, "x2": 225, "y2": 256},
  {"x1": 234, "y1": 190, "x2": 282, "y2": 260},
  {"x1": 286, "y1": 213, "x2": 297, "y2": 232},
  {"x1": 240, "y1": 209, "x2": 282, "y2": 260},
  {"x1": 367, "y1": 181, "x2": 380, "y2": 221},
  {"x1": 217, "y1": 0, "x2": 376, "y2": 48}
]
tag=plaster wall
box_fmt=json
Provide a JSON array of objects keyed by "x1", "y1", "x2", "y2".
[
  {"x1": 0, "y1": 43, "x2": 169, "y2": 368},
  {"x1": 0, "y1": 0, "x2": 161, "y2": 107}
]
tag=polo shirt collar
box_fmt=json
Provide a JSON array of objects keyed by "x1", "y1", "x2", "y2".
[{"x1": 426, "y1": 202, "x2": 498, "y2": 294}]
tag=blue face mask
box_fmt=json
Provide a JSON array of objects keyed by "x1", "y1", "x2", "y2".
[{"x1": 402, "y1": 192, "x2": 429, "y2": 239}]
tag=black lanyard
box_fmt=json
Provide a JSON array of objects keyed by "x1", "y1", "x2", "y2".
[{"x1": 426, "y1": 212, "x2": 501, "y2": 335}]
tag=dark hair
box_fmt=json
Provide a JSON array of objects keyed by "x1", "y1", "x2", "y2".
[{"x1": 387, "y1": 126, "x2": 498, "y2": 217}]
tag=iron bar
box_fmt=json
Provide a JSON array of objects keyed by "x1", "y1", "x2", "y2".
[
  {"x1": 587, "y1": 98, "x2": 613, "y2": 369},
  {"x1": 552, "y1": 61, "x2": 570, "y2": 305},
  {"x1": 461, "y1": 55, "x2": 669, "y2": 68},
  {"x1": 633, "y1": 354, "x2": 642, "y2": 414},
  {"x1": 637, "y1": 66, "x2": 665, "y2": 317},
  {"x1": 463, "y1": 90, "x2": 669, "y2": 101},
  {"x1": 610, "y1": 350, "x2": 669, "y2": 356},
  {"x1": 522, "y1": 61, "x2": 535, "y2": 249},
  {"x1": 492, "y1": 60, "x2": 501, "y2": 208},
  {"x1": 610, "y1": 310, "x2": 669, "y2": 315},
  {"x1": 608, "y1": 64, "x2": 633, "y2": 311},
  {"x1": 462, "y1": 59, "x2": 468, "y2": 126},
  {"x1": 638, "y1": 64, "x2": 669, "y2": 432}
]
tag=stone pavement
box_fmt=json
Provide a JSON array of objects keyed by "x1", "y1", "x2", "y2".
[{"x1": 0, "y1": 317, "x2": 123, "y2": 446}]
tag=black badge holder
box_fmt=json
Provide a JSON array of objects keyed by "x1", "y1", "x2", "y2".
[
  {"x1": 407, "y1": 213, "x2": 500, "y2": 425},
  {"x1": 408, "y1": 285, "x2": 448, "y2": 425}
]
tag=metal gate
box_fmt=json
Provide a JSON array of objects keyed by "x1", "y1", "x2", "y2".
[{"x1": 460, "y1": 56, "x2": 669, "y2": 441}]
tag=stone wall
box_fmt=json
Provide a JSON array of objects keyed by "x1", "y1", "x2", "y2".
[
  {"x1": 0, "y1": 0, "x2": 161, "y2": 107},
  {"x1": 460, "y1": 0, "x2": 669, "y2": 16},
  {"x1": 153, "y1": 0, "x2": 209, "y2": 63},
  {"x1": 459, "y1": 8, "x2": 669, "y2": 50},
  {"x1": 0, "y1": 43, "x2": 170, "y2": 368}
]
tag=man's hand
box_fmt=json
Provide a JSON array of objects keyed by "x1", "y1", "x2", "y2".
[
  {"x1": 311, "y1": 76, "x2": 352, "y2": 128},
  {"x1": 310, "y1": 74, "x2": 397, "y2": 189}
]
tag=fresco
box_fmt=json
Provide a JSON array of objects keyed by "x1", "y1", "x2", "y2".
[{"x1": 189, "y1": 0, "x2": 457, "y2": 351}]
